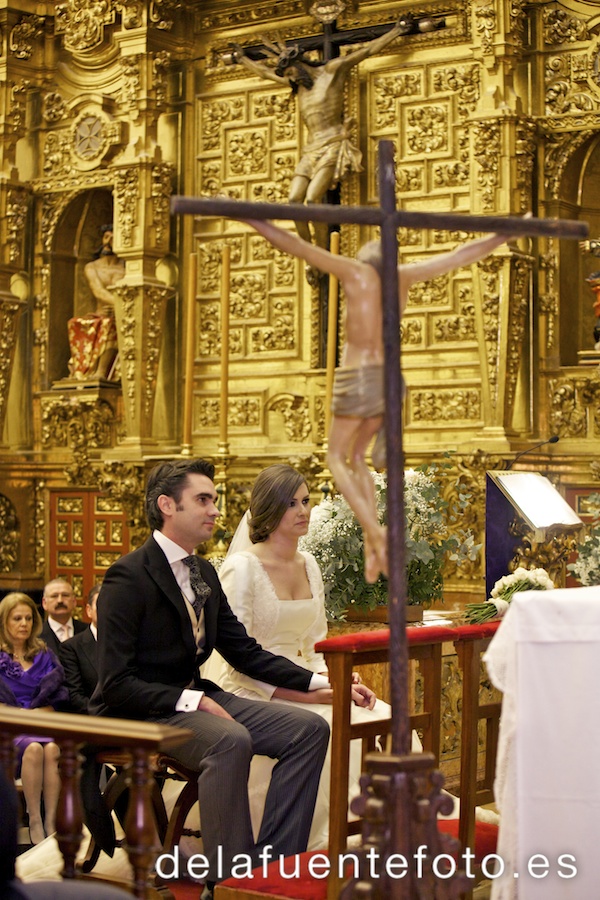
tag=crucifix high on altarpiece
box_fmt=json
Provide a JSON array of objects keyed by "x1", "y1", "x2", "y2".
[
  {"x1": 172, "y1": 140, "x2": 587, "y2": 898},
  {"x1": 225, "y1": 1, "x2": 448, "y2": 369}
]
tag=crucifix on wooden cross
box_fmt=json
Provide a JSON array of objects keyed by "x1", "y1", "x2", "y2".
[
  {"x1": 172, "y1": 140, "x2": 587, "y2": 757},
  {"x1": 224, "y1": 5, "x2": 444, "y2": 250}
]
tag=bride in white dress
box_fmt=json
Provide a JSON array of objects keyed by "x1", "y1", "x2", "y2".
[{"x1": 202, "y1": 463, "x2": 394, "y2": 851}]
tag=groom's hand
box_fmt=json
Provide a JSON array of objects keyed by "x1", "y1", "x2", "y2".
[{"x1": 197, "y1": 695, "x2": 235, "y2": 720}]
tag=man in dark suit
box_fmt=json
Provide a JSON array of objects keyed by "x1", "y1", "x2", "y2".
[
  {"x1": 41, "y1": 578, "x2": 87, "y2": 655},
  {"x1": 90, "y1": 459, "x2": 372, "y2": 898},
  {"x1": 59, "y1": 584, "x2": 101, "y2": 713}
]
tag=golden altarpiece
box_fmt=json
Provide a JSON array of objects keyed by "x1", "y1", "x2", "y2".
[{"x1": 0, "y1": 0, "x2": 599, "y2": 613}]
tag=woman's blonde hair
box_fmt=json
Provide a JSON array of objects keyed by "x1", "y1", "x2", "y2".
[
  {"x1": 0, "y1": 592, "x2": 45, "y2": 660},
  {"x1": 249, "y1": 464, "x2": 308, "y2": 544}
]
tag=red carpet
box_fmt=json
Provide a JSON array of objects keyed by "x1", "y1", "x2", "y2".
[{"x1": 167, "y1": 879, "x2": 204, "y2": 898}]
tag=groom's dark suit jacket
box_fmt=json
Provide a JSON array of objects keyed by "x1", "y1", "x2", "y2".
[
  {"x1": 85, "y1": 535, "x2": 315, "y2": 854},
  {"x1": 89, "y1": 535, "x2": 312, "y2": 720}
]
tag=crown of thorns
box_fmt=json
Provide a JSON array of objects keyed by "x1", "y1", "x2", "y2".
[{"x1": 260, "y1": 35, "x2": 321, "y2": 74}]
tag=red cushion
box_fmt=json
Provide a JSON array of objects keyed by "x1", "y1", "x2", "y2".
[
  {"x1": 448, "y1": 622, "x2": 500, "y2": 642},
  {"x1": 437, "y1": 819, "x2": 499, "y2": 862},
  {"x1": 315, "y1": 624, "x2": 460, "y2": 655},
  {"x1": 218, "y1": 851, "x2": 330, "y2": 899}
]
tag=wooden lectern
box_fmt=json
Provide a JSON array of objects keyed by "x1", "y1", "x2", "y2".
[{"x1": 485, "y1": 471, "x2": 583, "y2": 597}]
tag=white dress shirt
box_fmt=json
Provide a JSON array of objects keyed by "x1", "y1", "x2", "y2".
[{"x1": 48, "y1": 617, "x2": 74, "y2": 642}]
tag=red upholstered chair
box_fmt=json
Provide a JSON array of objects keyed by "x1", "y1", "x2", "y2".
[{"x1": 216, "y1": 621, "x2": 501, "y2": 900}]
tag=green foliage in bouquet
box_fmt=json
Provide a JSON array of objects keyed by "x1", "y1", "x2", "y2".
[
  {"x1": 300, "y1": 462, "x2": 480, "y2": 621},
  {"x1": 567, "y1": 493, "x2": 600, "y2": 587}
]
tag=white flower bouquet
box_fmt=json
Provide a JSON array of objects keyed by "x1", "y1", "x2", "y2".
[{"x1": 465, "y1": 566, "x2": 555, "y2": 624}]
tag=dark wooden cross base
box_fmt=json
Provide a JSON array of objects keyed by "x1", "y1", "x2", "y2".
[{"x1": 343, "y1": 752, "x2": 470, "y2": 899}]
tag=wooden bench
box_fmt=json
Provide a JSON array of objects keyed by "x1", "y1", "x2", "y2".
[{"x1": 0, "y1": 706, "x2": 193, "y2": 899}]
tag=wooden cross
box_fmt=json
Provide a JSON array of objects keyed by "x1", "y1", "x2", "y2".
[
  {"x1": 232, "y1": 7, "x2": 442, "y2": 67},
  {"x1": 172, "y1": 141, "x2": 587, "y2": 892},
  {"x1": 173, "y1": 141, "x2": 586, "y2": 752}
]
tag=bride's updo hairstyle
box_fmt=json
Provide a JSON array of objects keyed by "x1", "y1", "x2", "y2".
[{"x1": 249, "y1": 464, "x2": 307, "y2": 544}]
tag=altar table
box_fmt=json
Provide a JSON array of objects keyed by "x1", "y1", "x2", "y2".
[{"x1": 485, "y1": 586, "x2": 600, "y2": 900}]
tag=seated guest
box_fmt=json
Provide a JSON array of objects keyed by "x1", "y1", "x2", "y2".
[
  {"x1": 89, "y1": 458, "x2": 373, "y2": 898},
  {"x1": 59, "y1": 584, "x2": 101, "y2": 714},
  {"x1": 41, "y1": 579, "x2": 87, "y2": 655},
  {"x1": 0, "y1": 593, "x2": 68, "y2": 844}
]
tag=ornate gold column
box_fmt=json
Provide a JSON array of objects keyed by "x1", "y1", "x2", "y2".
[{"x1": 0, "y1": 7, "x2": 39, "y2": 447}]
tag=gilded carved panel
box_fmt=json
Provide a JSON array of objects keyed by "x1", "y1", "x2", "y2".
[
  {"x1": 411, "y1": 389, "x2": 481, "y2": 423},
  {"x1": 40, "y1": 397, "x2": 116, "y2": 450},
  {"x1": 55, "y1": 1, "x2": 116, "y2": 53},
  {"x1": 0, "y1": 495, "x2": 19, "y2": 574},
  {"x1": 478, "y1": 256, "x2": 503, "y2": 405},
  {"x1": 405, "y1": 104, "x2": 449, "y2": 155},
  {"x1": 433, "y1": 285, "x2": 476, "y2": 343},
  {"x1": 197, "y1": 233, "x2": 297, "y2": 360},
  {"x1": 549, "y1": 373, "x2": 600, "y2": 438},
  {"x1": 268, "y1": 394, "x2": 312, "y2": 442},
  {"x1": 196, "y1": 395, "x2": 262, "y2": 434},
  {"x1": 472, "y1": 119, "x2": 501, "y2": 211},
  {"x1": 505, "y1": 256, "x2": 532, "y2": 414},
  {"x1": 543, "y1": 7, "x2": 589, "y2": 46}
]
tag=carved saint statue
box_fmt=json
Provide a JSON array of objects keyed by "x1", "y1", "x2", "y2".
[
  {"x1": 67, "y1": 226, "x2": 125, "y2": 381},
  {"x1": 230, "y1": 19, "x2": 407, "y2": 247}
]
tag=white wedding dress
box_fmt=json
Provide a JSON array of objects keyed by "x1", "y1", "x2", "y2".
[{"x1": 202, "y1": 549, "x2": 394, "y2": 851}]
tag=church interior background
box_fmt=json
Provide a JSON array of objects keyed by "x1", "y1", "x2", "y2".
[{"x1": 1, "y1": 0, "x2": 600, "y2": 616}]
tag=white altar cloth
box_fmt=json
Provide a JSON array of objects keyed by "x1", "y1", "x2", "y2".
[{"x1": 484, "y1": 586, "x2": 600, "y2": 900}]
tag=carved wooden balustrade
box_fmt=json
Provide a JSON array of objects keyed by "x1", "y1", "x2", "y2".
[{"x1": 0, "y1": 706, "x2": 193, "y2": 899}]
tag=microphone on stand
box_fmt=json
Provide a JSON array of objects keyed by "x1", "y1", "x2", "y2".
[{"x1": 505, "y1": 435, "x2": 559, "y2": 470}]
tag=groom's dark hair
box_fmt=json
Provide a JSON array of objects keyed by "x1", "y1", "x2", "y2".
[{"x1": 145, "y1": 458, "x2": 215, "y2": 530}]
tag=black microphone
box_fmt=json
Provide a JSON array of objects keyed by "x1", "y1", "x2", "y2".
[{"x1": 506, "y1": 435, "x2": 559, "y2": 470}]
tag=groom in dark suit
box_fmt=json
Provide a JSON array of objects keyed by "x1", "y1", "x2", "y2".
[{"x1": 90, "y1": 458, "x2": 353, "y2": 898}]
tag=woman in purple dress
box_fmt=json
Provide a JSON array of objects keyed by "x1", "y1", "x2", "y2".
[{"x1": 0, "y1": 592, "x2": 68, "y2": 844}]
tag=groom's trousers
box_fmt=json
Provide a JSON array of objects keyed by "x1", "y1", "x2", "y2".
[{"x1": 157, "y1": 688, "x2": 330, "y2": 882}]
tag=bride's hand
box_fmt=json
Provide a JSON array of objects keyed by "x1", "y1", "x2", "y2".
[{"x1": 351, "y1": 684, "x2": 376, "y2": 709}]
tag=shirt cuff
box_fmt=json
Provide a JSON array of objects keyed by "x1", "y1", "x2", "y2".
[
  {"x1": 176, "y1": 689, "x2": 204, "y2": 711},
  {"x1": 308, "y1": 673, "x2": 330, "y2": 690}
]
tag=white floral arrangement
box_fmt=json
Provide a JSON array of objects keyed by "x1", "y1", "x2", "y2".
[
  {"x1": 464, "y1": 566, "x2": 555, "y2": 624},
  {"x1": 300, "y1": 464, "x2": 479, "y2": 621}
]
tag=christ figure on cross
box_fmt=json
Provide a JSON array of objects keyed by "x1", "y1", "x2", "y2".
[
  {"x1": 237, "y1": 218, "x2": 525, "y2": 582},
  {"x1": 230, "y1": 19, "x2": 406, "y2": 248}
]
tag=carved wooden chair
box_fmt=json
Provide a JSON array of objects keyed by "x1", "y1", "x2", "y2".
[{"x1": 80, "y1": 750, "x2": 200, "y2": 874}]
